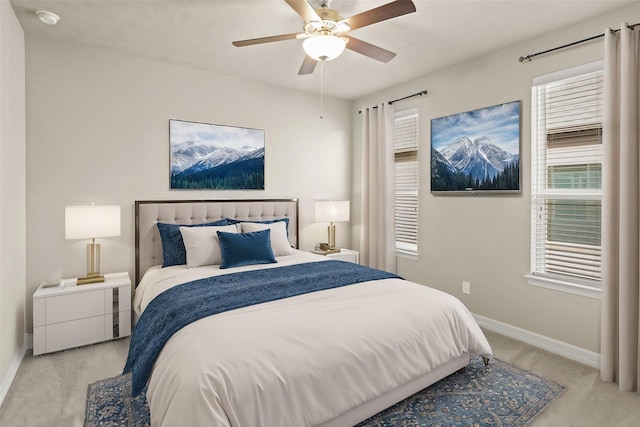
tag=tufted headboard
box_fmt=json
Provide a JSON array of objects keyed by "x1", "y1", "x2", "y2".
[{"x1": 135, "y1": 199, "x2": 299, "y2": 286}]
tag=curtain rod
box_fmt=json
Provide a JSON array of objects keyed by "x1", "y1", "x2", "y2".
[
  {"x1": 519, "y1": 22, "x2": 640, "y2": 62},
  {"x1": 388, "y1": 90, "x2": 428, "y2": 104},
  {"x1": 358, "y1": 89, "x2": 428, "y2": 114}
]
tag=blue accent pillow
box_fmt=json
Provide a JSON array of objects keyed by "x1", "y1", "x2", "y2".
[
  {"x1": 225, "y1": 217, "x2": 289, "y2": 235},
  {"x1": 157, "y1": 220, "x2": 228, "y2": 267},
  {"x1": 217, "y1": 229, "x2": 277, "y2": 269}
]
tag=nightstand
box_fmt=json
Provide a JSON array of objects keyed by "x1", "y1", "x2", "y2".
[
  {"x1": 313, "y1": 248, "x2": 360, "y2": 264},
  {"x1": 33, "y1": 272, "x2": 131, "y2": 356}
]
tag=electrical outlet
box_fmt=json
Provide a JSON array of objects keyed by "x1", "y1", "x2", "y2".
[{"x1": 462, "y1": 281, "x2": 471, "y2": 294}]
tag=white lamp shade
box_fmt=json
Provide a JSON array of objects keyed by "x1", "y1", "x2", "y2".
[
  {"x1": 65, "y1": 205, "x2": 121, "y2": 239},
  {"x1": 315, "y1": 201, "x2": 350, "y2": 222},
  {"x1": 303, "y1": 34, "x2": 347, "y2": 61}
]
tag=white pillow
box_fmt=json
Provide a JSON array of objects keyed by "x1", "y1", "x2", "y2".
[
  {"x1": 179, "y1": 224, "x2": 238, "y2": 268},
  {"x1": 240, "y1": 221, "x2": 295, "y2": 256}
]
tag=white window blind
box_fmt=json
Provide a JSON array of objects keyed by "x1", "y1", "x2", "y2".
[
  {"x1": 394, "y1": 109, "x2": 419, "y2": 256},
  {"x1": 531, "y1": 64, "x2": 603, "y2": 288}
]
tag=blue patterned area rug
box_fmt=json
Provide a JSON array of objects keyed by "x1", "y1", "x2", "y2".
[{"x1": 85, "y1": 355, "x2": 564, "y2": 427}]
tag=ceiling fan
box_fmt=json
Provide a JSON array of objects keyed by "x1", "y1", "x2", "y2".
[{"x1": 232, "y1": 0, "x2": 417, "y2": 75}]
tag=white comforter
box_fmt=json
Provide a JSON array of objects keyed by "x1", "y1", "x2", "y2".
[{"x1": 134, "y1": 251, "x2": 492, "y2": 427}]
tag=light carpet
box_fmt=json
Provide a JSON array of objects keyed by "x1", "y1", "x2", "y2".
[{"x1": 85, "y1": 355, "x2": 564, "y2": 427}]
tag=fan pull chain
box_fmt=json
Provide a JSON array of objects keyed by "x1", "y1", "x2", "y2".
[{"x1": 320, "y1": 60, "x2": 324, "y2": 119}]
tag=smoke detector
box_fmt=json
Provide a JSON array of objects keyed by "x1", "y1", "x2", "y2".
[{"x1": 35, "y1": 10, "x2": 60, "y2": 25}]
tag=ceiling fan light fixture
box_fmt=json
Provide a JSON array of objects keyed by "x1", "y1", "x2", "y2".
[
  {"x1": 303, "y1": 34, "x2": 346, "y2": 61},
  {"x1": 333, "y1": 21, "x2": 351, "y2": 33}
]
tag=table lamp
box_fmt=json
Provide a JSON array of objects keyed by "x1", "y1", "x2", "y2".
[
  {"x1": 315, "y1": 200, "x2": 350, "y2": 250},
  {"x1": 65, "y1": 205, "x2": 121, "y2": 285}
]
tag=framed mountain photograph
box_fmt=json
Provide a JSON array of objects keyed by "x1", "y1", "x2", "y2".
[
  {"x1": 431, "y1": 101, "x2": 521, "y2": 194},
  {"x1": 169, "y1": 119, "x2": 265, "y2": 190}
]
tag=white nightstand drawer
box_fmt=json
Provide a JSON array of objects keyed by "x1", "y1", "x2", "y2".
[
  {"x1": 33, "y1": 272, "x2": 132, "y2": 355},
  {"x1": 118, "y1": 310, "x2": 132, "y2": 337},
  {"x1": 45, "y1": 315, "x2": 106, "y2": 353},
  {"x1": 33, "y1": 298, "x2": 46, "y2": 327},
  {"x1": 111, "y1": 286, "x2": 131, "y2": 313},
  {"x1": 46, "y1": 289, "x2": 105, "y2": 324}
]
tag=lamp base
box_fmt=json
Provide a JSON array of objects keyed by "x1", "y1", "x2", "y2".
[
  {"x1": 328, "y1": 223, "x2": 336, "y2": 249},
  {"x1": 80, "y1": 241, "x2": 104, "y2": 285},
  {"x1": 77, "y1": 275, "x2": 105, "y2": 285}
]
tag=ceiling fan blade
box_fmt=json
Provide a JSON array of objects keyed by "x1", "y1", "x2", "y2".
[
  {"x1": 298, "y1": 55, "x2": 318, "y2": 75},
  {"x1": 346, "y1": 36, "x2": 396, "y2": 63},
  {"x1": 343, "y1": 0, "x2": 416, "y2": 31},
  {"x1": 284, "y1": 0, "x2": 321, "y2": 24},
  {"x1": 232, "y1": 33, "x2": 301, "y2": 47}
]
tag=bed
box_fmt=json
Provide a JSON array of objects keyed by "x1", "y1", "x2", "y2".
[{"x1": 128, "y1": 199, "x2": 492, "y2": 427}]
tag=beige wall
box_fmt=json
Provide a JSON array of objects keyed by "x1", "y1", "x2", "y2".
[
  {"x1": 18, "y1": 0, "x2": 639, "y2": 360},
  {"x1": 24, "y1": 37, "x2": 353, "y2": 332},
  {"x1": 0, "y1": 0, "x2": 26, "y2": 397},
  {"x1": 353, "y1": 2, "x2": 640, "y2": 354}
]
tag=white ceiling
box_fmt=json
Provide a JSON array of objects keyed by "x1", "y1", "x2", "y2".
[{"x1": 10, "y1": 0, "x2": 633, "y2": 100}]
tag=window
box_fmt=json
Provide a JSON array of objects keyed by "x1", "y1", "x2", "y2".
[
  {"x1": 528, "y1": 62, "x2": 603, "y2": 297},
  {"x1": 394, "y1": 108, "x2": 419, "y2": 257}
]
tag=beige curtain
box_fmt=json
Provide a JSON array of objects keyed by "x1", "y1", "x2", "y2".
[
  {"x1": 360, "y1": 104, "x2": 397, "y2": 273},
  {"x1": 601, "y1": 24, "x2": 640, "y2": 392}
]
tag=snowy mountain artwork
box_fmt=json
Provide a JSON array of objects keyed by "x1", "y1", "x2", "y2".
[
  {"x1": 169, "y1": 119, "x2": 265, "y2": 190},
  {"x1": 431, "y1": 101, "x2": 520, "y2": 193}
]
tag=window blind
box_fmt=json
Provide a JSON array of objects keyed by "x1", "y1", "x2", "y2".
[
  {"x1": 531, "y1": 66, "x2": 603, "y2": 285},
  {"x1": 394, "y1": 109, "x2": 419, "y2": 255}
]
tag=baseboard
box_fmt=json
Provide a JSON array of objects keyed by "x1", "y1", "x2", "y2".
[
  {"x1": 474, "y1": 313, "x2": 600, "y2": 369},
  {"x1": 0, "y1": 334, "x2": 29, "y2": 408}
]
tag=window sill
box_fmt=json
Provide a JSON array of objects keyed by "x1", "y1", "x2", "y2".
[
  {"x1": 396, "y1": 242, "x2": 418, "y2": 260},
  {"x1": 525, "y1": 274, "x2": 600, "y2": 299},
  {"x1": 396, "y1": 249, "x2": 418, "y2": 260}
]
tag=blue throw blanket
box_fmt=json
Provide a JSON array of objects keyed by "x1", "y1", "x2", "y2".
[{"x1": 123, "y1": 260, "x2": 401, "y2": 396}]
